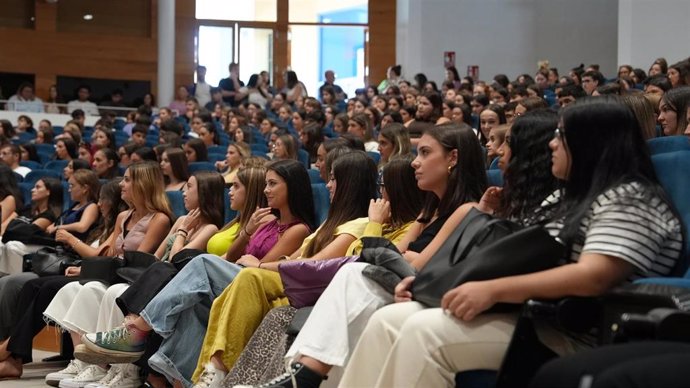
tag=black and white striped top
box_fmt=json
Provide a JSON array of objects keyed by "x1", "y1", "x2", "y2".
[{"x1": 542, "y1": 181, "x2": 683, "y2": 282}]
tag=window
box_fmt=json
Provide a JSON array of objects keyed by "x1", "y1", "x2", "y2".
[
  {"x1": 289, "y1": 0, "x2": 367, "y2": 23},
  {"x1": 196, "y1": 0, "x2": 277, "y2": 22}
]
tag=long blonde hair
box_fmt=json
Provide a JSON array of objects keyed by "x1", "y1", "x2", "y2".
[{"x1": 128, "y1": 161, "x2": 174, "y2": 221}]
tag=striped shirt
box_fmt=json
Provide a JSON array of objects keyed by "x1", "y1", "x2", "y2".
[{"x1": 542, "y1": 181, "x2": 683, "y2": 282}]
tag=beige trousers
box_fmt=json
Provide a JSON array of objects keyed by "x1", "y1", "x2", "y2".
[{"x1": 339, "y1": 302, "x2": 519, "y2": 388}]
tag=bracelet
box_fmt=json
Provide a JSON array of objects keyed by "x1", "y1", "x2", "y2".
[
  {"x1": 177, "y1": 229, "x2": 189, "y2": 237},
  {"x1": 243, "y1": 227, "x2": 253, "y2": 238},
  {"x1": 258, "y1": 262, "x2": 262, "y2": 269}
]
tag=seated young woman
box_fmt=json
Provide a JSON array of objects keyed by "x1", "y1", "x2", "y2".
[
  {"x1": 77, "y1": 160, "x2": 318, "y2": 387},
  {"x1": 0, "y1": 169, "x2": 101, "y2": 337},
  {"x1": 161, "y1": 147, "x2": 190, "y2": 192},
  {"x1": 0, "y1": 165, "x2": 23, "y2": 238},
  {"x1": 336, "y1": 97, "x2": 684, "y2": 388},
  {"x1": 0, "y1": 178, "x2": 63, "y2": 275},
  {"x1": 41, "y1": 171, "x2": 224, "y2": 388},
  {"x1": 233, "y1": 124, "x2": 487, "y2": 388},
  {"x1": 218, "y1": 155, "x2": 426, "y2": 385},
  {"x1": 0, "y1": 177, "x2": 126, "y2": 380},
  {"x1": 83, "y1": 163, "x2": 269, "y2": 388}
]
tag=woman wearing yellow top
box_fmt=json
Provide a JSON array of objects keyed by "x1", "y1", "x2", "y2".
[
  {"x1": 188, "y1": 152, "x2": 416, "y2": 386},
  {"x1": 80, "y1": 151, "x2": 378, "y2": 388},
  {"x1": 191, "y1": 155, "x2": 425, "y2": 384}
]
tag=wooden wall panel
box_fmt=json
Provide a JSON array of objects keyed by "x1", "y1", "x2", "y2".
[
  {"x1": 0, "y1": 0, "x2": 187, "y2": 100},
  {"x1": 368, "y1": 0, "x2": 396, "y2": 87}
]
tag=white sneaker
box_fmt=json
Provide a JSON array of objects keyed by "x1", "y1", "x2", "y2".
[
  {"x1": 46, "y1": 359, "x2": 88, "y2": 387},
  {"x1": 192, "y1": 362, "x2": 227, "y2": 388},
  {"x1": 83, "y1": 365, "x2": 121, "y2": 388},
  {"x1": 59, "y1": 365, "x2": 107, "y2": 388},
  {"x1": 105, "y1": 364, "x2": 141, "y2": 388}
]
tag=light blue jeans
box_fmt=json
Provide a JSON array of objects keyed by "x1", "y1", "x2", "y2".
[{"x1": 140, "y1": 254, "x2": 242, "y2": 387}]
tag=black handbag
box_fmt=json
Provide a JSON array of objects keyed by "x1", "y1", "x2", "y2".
[
  {"x1": 79, "y1": 257, "x2": 124, "y2": 286},
  {"x1": 115, "y1": 251, "x2": 158, "y2": 284},
  {"x1": 3, "y1": 218, "x2": 57, "y2": 246},
  {"x1": 28, "y1": 246, "x2": 81, "y2": 277},
  {"x1": 412, "y1": 207, "x2": 566, "y2": 307}
]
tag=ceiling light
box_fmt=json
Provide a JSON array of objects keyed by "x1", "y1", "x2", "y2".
[{"x1": 83, "y1": 14, "x2": 93, "y2": 20}]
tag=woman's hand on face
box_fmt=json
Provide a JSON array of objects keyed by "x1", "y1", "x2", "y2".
[
  {"x1": 236, "y1": 254, "x2": 261, "y2": 268},
  {"x1": 368, "y1": 198, "x2": 391, "y2": 224},
  {"x1": 246, "y1": 207, "x2": 274, "y2": 235},
  {"x1": 394, "y1": 276, "x2": 416, "y2": 303},
  {"x1": 441, "y1": 281, "x2": 497, "y2": 321},
  {"x1": 179, "y1": 209, "x2": 201, "y2": 233},
  {"x1": 477, "y1": 187, "x2": 503, "y2": 214}
]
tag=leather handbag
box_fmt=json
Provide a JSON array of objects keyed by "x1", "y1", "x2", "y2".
[
  {"x1": 412, "y1": 207, "x2": 566, "y2": 307},
  {"x1": 3, "y1": 218, "x2": 57, "y2": 246},
  {"x1": 115, "y1": 251, "x2": 158, "y2": 284},
  {"x1": 79, "y1": 257, "x2": 124, "y2": 286},
  {"x1": 358, "y1": 237, "x2": 417, "y2": 294},
  {"x1": 279, "y1": 256, "x2": 359, "y2": 308},
  {"x1": 28, "y1": 246, "x2": 81, "y2": 277}
]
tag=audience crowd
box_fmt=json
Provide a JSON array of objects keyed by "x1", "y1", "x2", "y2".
[{"x1": 0, "y1": 55, "x2": 689, "y2": 388}]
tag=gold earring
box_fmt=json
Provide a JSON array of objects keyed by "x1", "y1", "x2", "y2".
[{"x1": 447, "y1": 165, "x2": 452, "y2": 175}]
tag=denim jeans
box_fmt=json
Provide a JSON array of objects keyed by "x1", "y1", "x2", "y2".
[{"x1": 140, "y1": 254, "x2": 242, "y2": 387}]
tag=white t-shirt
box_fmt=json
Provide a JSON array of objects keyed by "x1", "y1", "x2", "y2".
[
  {"x1": 13, "y1": 166, "x2": 31, "y2": 178},
  {"x1": 67, "y1": 100, "x2": 99, "y2": 116},
  {"x1": 194, "y1": 82, "x2": 212, "y2": 108}
]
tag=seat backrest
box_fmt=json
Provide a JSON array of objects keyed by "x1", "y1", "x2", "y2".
[
  {"x1": 20, "y1": 160, "x2": 42, "y2": 170},
  {"x1": 648, "y1": 136, "x2": 690, "y2": 155},
  {"x1": 366, "y1": 151, "x2": 381, "y2": 165},
  {"x1": 18, "y1": 182, "x2": 33, "y2": 206},
  {"x1": 222, "y1": 187, "x2": 238, "y2": 224},
  {"x1": 25, "y1": 169, "x2": 61, "y2": 184},
  {"x1": 307, "y1": 169, "x2": 324, "y2": 184},
  {"x1": 489, "y1": 157, "x2": 500, "y2": 170},
  {"x1": 187, "y1": 162, "x2": 216, "y2": 174},
  {"x1": 311, "y1": 183, "x2": 330, "y2": 226},
  {"x1": 486, "y1": 169, "x2": 504, "y2": 187},
  {"x1": 165, "y1": 190, "x2": 187, "y2": 218},
  {"x1": 298, "y1": 149, "x2": 310, "y2": 169},
  {"x1": 43, "y1": 160, "x2": 69, "y2": 173},
  {"x1": 652, "y1": 150, "x2": 690, "y2": 276}
]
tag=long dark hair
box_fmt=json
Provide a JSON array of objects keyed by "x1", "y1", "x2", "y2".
[
  {"x1": 186, "y1": 138, "x2": 208, "y2": 162},
  {"x1": 660, "y1": 86, "x2": 690, "y2": 135},
  {"x1": 303, "y1": 151, "x2": 377, "y2": 257},
  {"x1": 267, "y1": 160, "x2": 316, "y2": 230},
  {"x1": 91, "y1": 178, "x2": 128, "y2": 244},
  {"x1": 97, "y1": 148, "x2": 121, "y2": 179},
  {"x1": 58, "y1": 138, "x2": 79, "y2": 160},
  {"x1": 194, "y1": 171, "x2": 225, "y2": 229},
  {"x1": 499, "y1": 109, "x2": 557, "y2": 224},
  {"x1": 383, "y1": 156, "x2": 425, "y2": 228},
  {"x1": 419, "y1": 125, "x2": 487, "y2": 222},
  {"x1": 556, "y1": 97, "x2": 669, "y2": 247},
  {"x1": 164, "y1": 147, "x2": 190, "y2": 182},
  {"x1": 0, "y1": 164, "x2": 22, "y2": 209},
  {"x1": 34, "y1": 178, "x2": 63, "y2": 219}
]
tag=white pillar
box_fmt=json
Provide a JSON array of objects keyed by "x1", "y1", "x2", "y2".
[{"x1": 157, "y1": 0, "x2": 175, "y2": 108}]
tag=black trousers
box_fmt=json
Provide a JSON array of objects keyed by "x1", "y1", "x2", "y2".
[
  {"x1": 530, "y1": 341, "x2": 690, "y2": 388},
  {"x1": 115, "y1": 261, "x2": 178, "y2": 316},
  {"x1": 7, "y1": 275, "x2": 77, "y2": 363}
]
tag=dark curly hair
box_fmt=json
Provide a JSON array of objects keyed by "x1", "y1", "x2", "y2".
[{"x1": 499, "y1": 109, "x2": 558, "y2": 224}]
